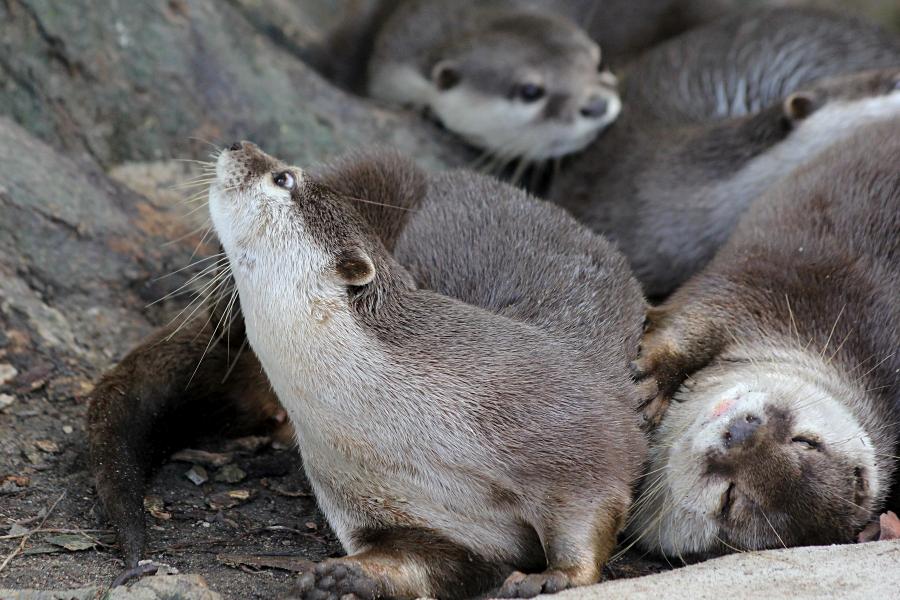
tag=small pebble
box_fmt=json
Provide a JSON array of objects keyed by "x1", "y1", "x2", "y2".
[
  {"x1": 0, "y1": 394, "x2": 15, "y2": 410},
  {"x1": 0, "y1": 363, "x2": 17, "y2": 385},
  {"x1": 62, "y1": 425, "x2": 74, "y2": 434},
  {"x1": 214, "y1": 464, "x2": 246, "y2": 484},
  {"x1": 185, "y1": 465, "x2": 209, "y2": 486}
]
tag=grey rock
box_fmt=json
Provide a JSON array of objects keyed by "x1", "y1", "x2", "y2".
[
  {"x1": 0, "y1": 574, "x2": 221, "y2": 600},
  {"x1": 556, "y1": 540, "x2": 900, "y2": 600},
  {"x1": 0, "y1": 0, "x2": 465, "y2": 169}
]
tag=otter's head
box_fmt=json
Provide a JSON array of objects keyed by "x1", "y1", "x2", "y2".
[
  {"x1": 775, "y1": 68, "x2": 900, "y2": 155},
  {"x1": 208, "y1": 142, "x2": 394, "y2": 325},
  {"x1": 631, "y1": 356, "x2": 881, "y2": 557},
  {"x1": 426, "y1": 12, "x2": 619, "y2": 161}
]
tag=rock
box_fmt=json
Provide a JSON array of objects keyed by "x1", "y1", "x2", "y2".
[
  {"x1": 105, "y1": 574, "x2": 221, "y2": 600},
  {"x1": 557, "y1": 540, "x2": 900, "y2": 600},
  {"x1": 0, "y1": 588, "x2": 97, "y2": 600},
  {"x1": 0, "y1": 574, "x2": 221, "y2": 600},
  {"x1": 0, "y1": 117, "x2": 200, "y2": 375},
  {"x1": 213, "y1": 464, "x2": 246, "y2": 484},
  {"x1": 0, "y1": 393, "x2": 16, "y2": 410},
  {"x1": 184, "y1": 465, "x2": 209, "y2": 486},
  {"x1": 0, "y1": 363, "x2": 18, "y2": 384},
  {"x1": 0, "y1": 0, "x2": 466, "y2": 169}
]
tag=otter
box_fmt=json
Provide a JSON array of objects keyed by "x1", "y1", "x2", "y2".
[
  {"x1": 551, "y1": 7, "x2": 900, "y2": 297},
  {"x1": 628, "y1": 120, "x2": 900, "y2": 557},
  {"x1": 620, "y1": 6, "x2": 900, "y2": 125},
  {"x1": 89, "y1": 147, "x2": 648, "y2": 597},
  {"x1": 209, "y1": 142, "x2": 646, "y2": 599},
  {"x1": 367, "y1": 0, "x2": 621, "y2": 162},
  {"x1": 552, "y1": 67, "x2": 900, "y2": 297}
]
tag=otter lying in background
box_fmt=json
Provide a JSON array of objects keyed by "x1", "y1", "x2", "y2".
[{"x1": 551, "y1": 7, "x2": 900, "y2": 297}]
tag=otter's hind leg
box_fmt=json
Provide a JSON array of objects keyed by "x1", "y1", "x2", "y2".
[
  {"x1": 498, "y1": 494, "x2": 630, "y2": 598},
  {"x1": 282, "y1": 528, "x2": 509, "y2": 600}
]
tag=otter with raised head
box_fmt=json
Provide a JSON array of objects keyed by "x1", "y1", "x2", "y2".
[
  {"x1": 209, "y1": 142, "x2": 645, "y2": 599},
  {"x1": 89, "y1": 147, "x2": 647, "y2": 596},
  {"x1": 553, "y1": 67, "x2": 900, "y2": 297},
  {"x1": 628, "y1": 121, "x2": 900, "y2": 557},
  {"x1": 367, "y1": 0, "x2": 621, "y2": 162}
]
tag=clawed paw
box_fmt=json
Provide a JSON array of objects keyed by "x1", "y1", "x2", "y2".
[
  {"x1": 498, "y1": 570, "x2": 571, "y2": 598},
  {"x1": 631, "y1": 331, "x2": 681, "y2": 430},
  {"x1": 282, "y1": 558, "x2": 381, "y2": 600}
]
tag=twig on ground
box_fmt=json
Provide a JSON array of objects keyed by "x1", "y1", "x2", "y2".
[
  {"x1": 0, "y1": 491, "x2": 66, "y2": 574},
  {"x1": 0, "y1": 527, "x2": 112, "y2": 541}
]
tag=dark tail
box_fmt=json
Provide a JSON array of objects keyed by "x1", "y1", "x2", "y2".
[{"x1": 87, "y1": 309, "x2": 282, "y2": 567}]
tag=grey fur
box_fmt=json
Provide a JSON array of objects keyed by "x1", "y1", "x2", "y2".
[
  {"x1": 551, "y1": 7, "x2": 900, "y2": 297},
  {"x1": 209, "y1": 145, "x2": 648, "y2": 599},
  {"x1": 367, "y1": 0, "x2": 620, "y2": 160}
]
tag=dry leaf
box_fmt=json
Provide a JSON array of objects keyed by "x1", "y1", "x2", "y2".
[
  {"x1": 35, "y1": 439, "x2": 61, "y2": 454},
  {"x1": 172, "y1": 449, "x2": 233, "y2": 467}
]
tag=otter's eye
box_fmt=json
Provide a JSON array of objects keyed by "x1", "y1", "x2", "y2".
[
  {"x1": 792, "y1": 436, "x2": 821, "y2": 450},
  {"x1": 273, "y1": 171, "x2": 295, "y2": 190},
  {"x1": 517, "y1": 83, "x2": 545, "y2": 102}
]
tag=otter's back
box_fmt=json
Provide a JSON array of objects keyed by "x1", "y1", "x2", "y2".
[
  {"x1": 395, "y1": 169, "x2": 646, "y2": 367},
  {"x1": 625, "y1": 7, "x2": 900, "y2": 124}
]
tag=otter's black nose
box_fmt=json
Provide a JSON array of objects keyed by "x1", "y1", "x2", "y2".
[
  {"x1": 724, "y1": 415, "x2": 762, "y2": 448},
  {"x1": 581, "y1": 97, "x2": 609, "y2": 118},
  {"x1": 228, "y1": 142, "x2": 242, "y2": 151}
]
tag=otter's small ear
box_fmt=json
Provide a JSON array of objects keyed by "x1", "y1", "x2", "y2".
[
  {"x1": 431, "y1": 60, "x2": 461, "y2": 91},
  {"x1": 336, "y1": 248, "x2": 375, "y2": 287},
  {"x1": 783, "y1": 92, "x2": 817, "y2": 121}
]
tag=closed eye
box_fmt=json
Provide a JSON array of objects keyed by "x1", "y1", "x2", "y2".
[{"x1": 791, "y1": 436, "x2": 821, "y2": 450}]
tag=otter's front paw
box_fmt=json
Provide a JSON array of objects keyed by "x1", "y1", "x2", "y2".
[
  {"x1": 497, "y1": 570, "x2": 571, "y2": 598},
  {"x1": 283, "y1": 559, "x2": 381, "y2": 600},
  {"x1": 632, "y1": 320, "x2": 689, "y2": 430}
]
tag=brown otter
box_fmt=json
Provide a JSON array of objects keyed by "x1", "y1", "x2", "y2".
[
  {"x1": 89, "y1": 147, "x2": 647, "y2": 597},
  {"x1": 628, "y1": 120, "x2": 900, "y2": 557},
  {"x1": 552, "y1": 67, "x2": 900, "y2": 297}
]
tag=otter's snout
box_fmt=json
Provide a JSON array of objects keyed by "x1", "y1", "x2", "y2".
[
  {"x1": 226, "y1": 140, "x2": 262, "y2": 155},
  {"x1": 580, "y1": 96, "x2": 610, "y2": 118},
  {"x1": 723, "y1": 414, "x2": 762, "y2": 448}
]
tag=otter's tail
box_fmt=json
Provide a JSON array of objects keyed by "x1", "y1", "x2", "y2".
[{"x1": 87, "y1": 310, "x2": 281, "y2": 567}]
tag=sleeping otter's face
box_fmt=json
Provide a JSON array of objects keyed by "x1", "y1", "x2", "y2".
[
  {"x1": 426, "y1": 13, "x2": 620, "y2": 161},
  {"x1": 631, "y1": 359, "x2": 879, "y2": 557}
]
